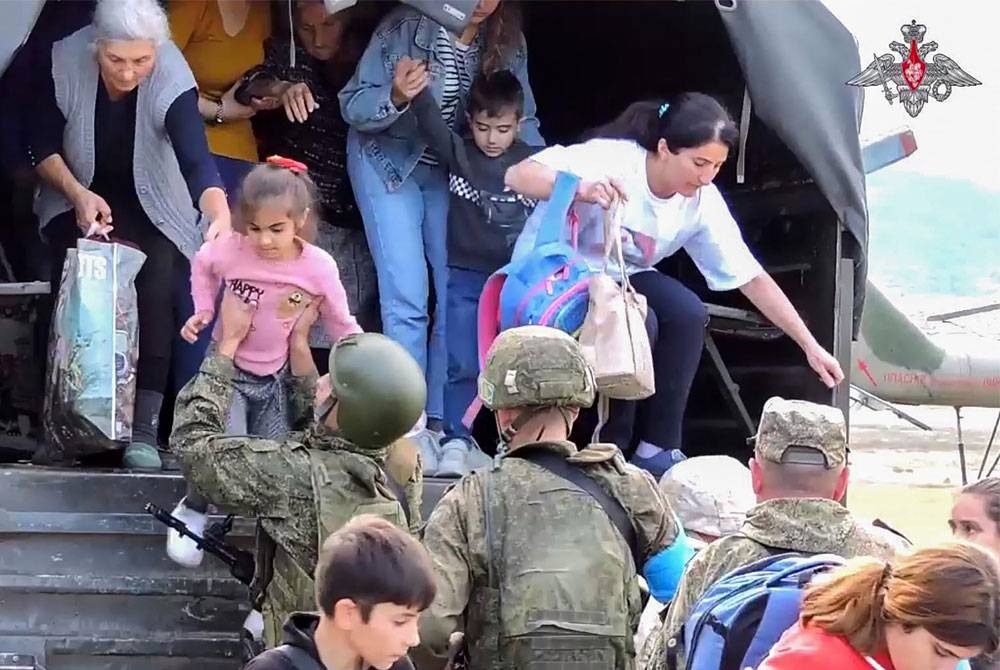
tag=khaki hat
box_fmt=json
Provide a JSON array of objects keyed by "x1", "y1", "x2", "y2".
[
  {"x1": 659, "y1": 456, "x2": 755, "y2": 539},
  {"x1": 753, "y1": 397, "x2": 847, "y2": 468}
]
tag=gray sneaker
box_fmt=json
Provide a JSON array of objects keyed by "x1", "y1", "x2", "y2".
[
  {"x1": 437, "y1": 438, "x2": 471, "y2": 478},
  {"x1": 467, "y1": 443, "x2": 493, "y2": 470},
  {"x1": 409, "y1": 429, "x2": 441, "y2": 476}
]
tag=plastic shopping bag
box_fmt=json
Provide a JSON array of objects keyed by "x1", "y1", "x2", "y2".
[{"x1": 37, "y1": 238, "x2": 146, "y2": 462}]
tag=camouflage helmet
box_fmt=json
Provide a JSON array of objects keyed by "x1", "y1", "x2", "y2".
[
  {"x1": 328, "y1": 334, "x2": 427, "y2": 448},
  {"x1": 478, "y1": 326, "x2": 596, "y2": 410}
]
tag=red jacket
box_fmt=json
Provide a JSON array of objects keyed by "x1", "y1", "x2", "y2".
[{"x1": 759, "y1": 622, "x2": 894, "y2": 670}]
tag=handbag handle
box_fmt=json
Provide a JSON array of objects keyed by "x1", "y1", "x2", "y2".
[{"x1": 601, "y1": 194, "x2": 639, "y2": 299}]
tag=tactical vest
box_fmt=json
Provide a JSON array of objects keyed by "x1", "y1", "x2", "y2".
[
  {"x1": 467, "y1": 462, "x2": 642, "y2": 670},
  {"x1": 259, "y1": 449, "x2": 411, "y2": 646}
]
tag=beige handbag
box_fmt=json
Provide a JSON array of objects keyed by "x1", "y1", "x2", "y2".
[{"x1": 578, "y1": 195, "x2": 656, "y2": 403}]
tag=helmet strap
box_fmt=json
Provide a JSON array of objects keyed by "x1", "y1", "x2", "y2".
[
  {"x1": 315, "y1": 395, "x2": 338, "y2": 426},
  {"x1": 498, "y1": 407, "x2": 570, "y2": 445},
  {"x1": 557, "y1": 407, "x2": 574, "y2": 435}
]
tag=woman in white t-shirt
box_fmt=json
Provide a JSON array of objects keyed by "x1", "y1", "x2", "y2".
[{"x1": 504, "y1": 92, "x2": 844, "y2": 478}]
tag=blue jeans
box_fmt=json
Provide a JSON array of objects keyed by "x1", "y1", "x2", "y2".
[
  {"x1": 443, "y1": 267, "x2": 488, "y2": 441},
  {"x1": 170, "y1": 154, "x2": 255, "y2": 394},
  {"x1": 347, "y1": 134, "x2": 449, "y2": 420}
]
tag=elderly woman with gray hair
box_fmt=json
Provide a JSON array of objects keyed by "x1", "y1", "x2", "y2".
[{"x1": 29, "y1": 0, "x2": 230, "y2": 470}]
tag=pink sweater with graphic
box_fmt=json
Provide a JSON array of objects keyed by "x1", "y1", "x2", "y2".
[{"x1": 190, "y1": 233, "x2": 362, "y2": 376}]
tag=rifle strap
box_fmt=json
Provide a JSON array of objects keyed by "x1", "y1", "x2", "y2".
[
  {"x1": 507, "y1": 447, "x2": 640, "y2": 569},
  {"x1": 275, "y1": 644, "x2": 325, "y2": 670}
]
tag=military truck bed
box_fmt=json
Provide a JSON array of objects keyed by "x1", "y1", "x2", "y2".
[{"x1": 0, "y1": 466, "x2": 456, "y2": 669}]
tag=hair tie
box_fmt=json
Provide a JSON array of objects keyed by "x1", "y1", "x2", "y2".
[
  {"x1": 266, "y1": 155, "x2": 308, "y2": 175},
  {"x1": 658, "y1": 102, "x2": 670, "y2": 118},
  {"x1": 880, "y1": 563, "x2": 893, "y2": 587}
]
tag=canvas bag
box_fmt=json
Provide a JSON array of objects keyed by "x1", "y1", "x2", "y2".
[{"x1": 579, "y1": 194, "x2": 655, "y2": 401}]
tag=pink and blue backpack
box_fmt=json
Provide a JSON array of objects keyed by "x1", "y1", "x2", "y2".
[{"x1": 463, "y1": 171, "x2": 596, "y2": 428}]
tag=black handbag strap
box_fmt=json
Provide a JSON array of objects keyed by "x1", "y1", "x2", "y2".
[{"x1": 508, "y1": 448, "x2": 640, "y2": 568}]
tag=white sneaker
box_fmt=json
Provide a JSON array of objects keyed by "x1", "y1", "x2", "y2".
[
  {"x1": 437, "y1": 438, "x2": 471, "y2": 478},
  {"x1": 166, "y1": 500, "x2": 207, "y2": 568},
  {"x1": 243, "y1": 609, "x2": 264, "y2": 640}
]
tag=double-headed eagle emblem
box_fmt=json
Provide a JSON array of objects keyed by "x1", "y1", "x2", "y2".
[{"x1": 847, "y1": 20, "x2": 981, "y2": 117}]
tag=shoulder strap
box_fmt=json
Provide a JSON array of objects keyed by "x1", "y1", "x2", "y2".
[
  {"x1": 381, "y1": 468, "x2": 411, "y2": 525},
  {"x1": 482, "y1": 466, "x2": 499, "y2": 590},
  {"x1": 275, "y1": 644, "x2": 325, "y2": 670},
  {"x1": 509, "y1": 448, "x2": 640, "y2": 569},
  {"x1": 534, "y1": 172, "x2": 581, "y2": 247}
]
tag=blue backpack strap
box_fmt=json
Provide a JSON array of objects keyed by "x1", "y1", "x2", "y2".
[
  {"x1": 741, "y1": 555, "x2": 845, "y2": 667},
  {"x1": 740, "y1": 586, "x2": 807, "y2": 668},
  {"x1": 534, "y1": 172, "x2": 581, "y2": 247}
]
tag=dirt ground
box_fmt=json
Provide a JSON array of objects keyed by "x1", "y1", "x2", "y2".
[{"x1": 847, "y1": 405, "x2": 1000, "y2": 546}]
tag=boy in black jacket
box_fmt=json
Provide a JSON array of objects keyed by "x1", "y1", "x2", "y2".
[
  {"x1": 244, "y1": 515, "x2": 436, "y2": 670},
  {"x1": 409, "y1": 69, "x2": 540, "y2": 479}
]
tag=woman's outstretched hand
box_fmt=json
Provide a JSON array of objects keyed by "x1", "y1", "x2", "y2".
[{"x1": 805, "y1": 344, "x2": 845, "y2": 388}]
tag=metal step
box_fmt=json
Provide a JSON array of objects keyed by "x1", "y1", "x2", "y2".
[
  {"x1": 0, "y1": 465, "x2": 462, "y2": 668},
  {"x1": 3, "y1": 634, "x2": 243, "y2": 670},
  {"x1": 0, "y1": 466, "x2": 249, "y2": 669}
]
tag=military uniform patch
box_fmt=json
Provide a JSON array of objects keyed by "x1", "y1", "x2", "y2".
[{"x1": 479, "y1": 377, "x2": 496, "y2": 406}]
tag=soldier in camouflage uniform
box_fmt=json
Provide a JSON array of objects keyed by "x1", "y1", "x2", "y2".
[
  {"x1": 171, "y1": 291, "x2": 427, "y2": 646},
  {"x1": 417, "y1": 326, "x2": 685, "y2": 670},
  {"x1": 640, "y1": 397, "x2": 911, "y2": 670}
]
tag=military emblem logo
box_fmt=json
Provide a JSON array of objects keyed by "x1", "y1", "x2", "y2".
[{"x1": 847, "y1": 20, "x2": 981, "y2": 117}]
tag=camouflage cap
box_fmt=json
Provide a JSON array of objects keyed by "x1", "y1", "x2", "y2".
[
  {"x1": 658, "y1": 456, "x2": 755, "y2": 539},
  {"x1": 754, "y1": 397, "x2": 847, "y2": 468},
  {"x1": 479, "y1": 326, "x2": 596, "y2": 410}
]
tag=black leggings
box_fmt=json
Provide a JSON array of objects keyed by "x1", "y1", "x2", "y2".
[
  {"x1": 574, "y1": 271, "x2": 707, "y2": 453},
  {"x1": 46, "y1": 212, "x2": 180, "y2": 395}
]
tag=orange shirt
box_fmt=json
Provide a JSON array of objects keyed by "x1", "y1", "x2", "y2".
[{"x1": 169, "y1": 0, "x2": 271, "y2": 162}]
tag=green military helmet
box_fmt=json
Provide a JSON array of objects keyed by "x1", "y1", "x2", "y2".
[
  {"x1": 328, "y1": 333, "x2": 427, "y2": 448},
  {"x1": 478, "y1": 326, "x2": 596, "y2": 410}
]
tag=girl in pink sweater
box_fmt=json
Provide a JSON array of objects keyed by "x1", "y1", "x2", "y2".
[
  {"x1": 167, "y1": 156, "x2": 362, "y2": 569},
  {"x1": 181, "y1": 156, "x2": 362, "y2": 379}
]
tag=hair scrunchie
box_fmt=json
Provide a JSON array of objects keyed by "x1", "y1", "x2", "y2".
[{"x1": 266, "y1": 155, "x2": 309, "y2": 175}]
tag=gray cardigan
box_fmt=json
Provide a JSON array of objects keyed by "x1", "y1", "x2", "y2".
[{"x1": 34, "y1": 26, "x2": 206, "y2": 260}]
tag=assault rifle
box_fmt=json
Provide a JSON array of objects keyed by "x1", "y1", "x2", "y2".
[{"x1": 144, "y1": 502, "x2": 256, "y2": 585}]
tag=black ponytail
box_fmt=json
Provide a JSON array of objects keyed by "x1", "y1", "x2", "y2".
[{"x1": 586, "y1": 92, "x2": 739, "y2": 154}]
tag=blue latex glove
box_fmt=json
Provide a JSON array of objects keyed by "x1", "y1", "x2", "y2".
[{"x1": 643, "y1": 522, "x2": 697, "y2": 602}]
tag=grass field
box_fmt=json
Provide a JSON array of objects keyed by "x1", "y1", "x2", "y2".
[{"x1": 849, "y1": 482, "x2": 955, "y2": 546}]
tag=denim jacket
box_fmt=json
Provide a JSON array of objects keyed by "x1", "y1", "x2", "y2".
[{"x1": 338, "y1": 6, "x2": 544, "y2": 192}]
